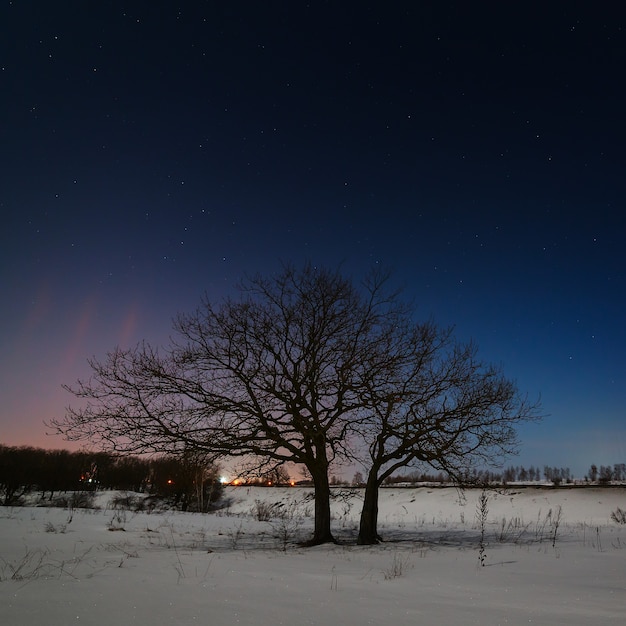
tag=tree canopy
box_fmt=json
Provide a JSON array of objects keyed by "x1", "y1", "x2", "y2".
[{"x1": 51, "y1": 263, "x2": 540, "y2": 545}]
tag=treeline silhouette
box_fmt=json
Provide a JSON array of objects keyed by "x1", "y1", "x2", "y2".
[
  {"x1": 3, "y1": 445, "x2": 623, "y2": 508},
  {"x1": 381, "y1": 462, "x2": 626, "y2": 486},
  {"x1": 0, "y1": 444, "x2": 222, "y2": 511},
  {"x1": 381, "y1": 466, "x2": 551, "y2": 486}
]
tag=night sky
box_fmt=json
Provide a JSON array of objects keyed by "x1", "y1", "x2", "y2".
[{"x1": 2, "y1": 2, "x2": 625, "y2": 478}]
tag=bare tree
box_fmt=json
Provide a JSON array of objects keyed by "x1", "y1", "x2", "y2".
[
  {"x1": 50, "y1": 263, "x2": 539, "y2": 546},
  {"x1": 51, "y1": 264, "x2": 403, "y2": 545},
  {"x1": 355, "y1": 328, "x2": 540, "y2": 545}
]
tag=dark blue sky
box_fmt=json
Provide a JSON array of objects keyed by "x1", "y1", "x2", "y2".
[{"x1": 1, "y1": 1, "x2": 624, "y2": 477}]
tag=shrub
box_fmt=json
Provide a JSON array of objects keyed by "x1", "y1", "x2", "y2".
[
  {"x1": 382, "y1": 552, "x2": 411, "y2": 580},
  {"x1": 251, "y1": 499, "x2": 279, "y2": 521},
  {"x1": 270, "y1": 501, "x2": 304, "y2": 550},
  {"x1": 109, "y1": 493, "x2": 146, "y2": 512},
  {"x1": 476, "y1": 490, "x2": 489, "y2": 566},
  {"x1": 49, "y1": 491, "x2": 96, "y2": 509}
]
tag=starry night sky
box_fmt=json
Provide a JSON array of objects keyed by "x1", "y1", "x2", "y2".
[{"x1": 1, "y1": 2, "x2": 625, "y2": 477}]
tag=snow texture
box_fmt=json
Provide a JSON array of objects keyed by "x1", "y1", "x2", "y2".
[{"x1": 1, "y1": 486, "x2": 625, "y2": 625}]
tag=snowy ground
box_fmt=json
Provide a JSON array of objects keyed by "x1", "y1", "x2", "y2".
[{"x1": 1, "y1": 485, "x2": 625, "y2": 625}]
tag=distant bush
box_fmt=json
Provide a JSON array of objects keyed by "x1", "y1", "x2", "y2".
[
  {"x1": 251, "y1": 499, "x2": 280, "y2": 521},
  {"x1": 610, "y1": 507, "x2": 626, "y2": 524},
  {"x1": 108, "y1": 493, "x2": 146, "y2": 512},
  {"x1": 49, "y1": 491, "x2": 96, "y2": 509}
]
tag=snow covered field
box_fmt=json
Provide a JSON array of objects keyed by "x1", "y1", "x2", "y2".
[{"x1": 1, "y1": 485, "x2": 625, "y2": 625}]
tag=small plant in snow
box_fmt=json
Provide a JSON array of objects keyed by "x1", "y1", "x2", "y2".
[
  {"x1": 496, "y1": 516, "x2": 530, "y2": 544},
  {"x1": 412, "y1": 541, "x2": 428, "y2": 558},
  {"x1": 610, "y1": 507, "x2": 626, "y2": 524},
  {"x1": 44, "y1": 521, "x2": 68, "y2": 533},
  {"x1": 382, "y1": 552, "x2": 411, "y2": 580},
  {"x1": 270, "y1": 501, "x2": 304, "y2": 550},
  {"x1": 595, "y1": 526, "x2": 603, "y2": 552},
  {"x1": 476, "y1": 489, "x2": 489, "y2": 566},
  {"x1": 108, "y1": 507, "x2": 127, "y2": 531},
  {"x1": 109, "y1": 492, "x2": 146, "y2": 512},
  {"x1": 169, "y1": 529, "x2": 186, "y2": 582},
  {"x1": 251, "y1": 499, "x2": 279, "y2": 522},
  {"x1": 533, "y1": 508, "x2": 552, "y2": 543},
  {"x1": 0, "y1": 548, "x2": 49, "y2": 581},
  {"x1": 551, "y1": 505, "x2": 562, "y2": 548},
  {"x1": 228, "y1": 521, "x2": 246, "y2": 549}
]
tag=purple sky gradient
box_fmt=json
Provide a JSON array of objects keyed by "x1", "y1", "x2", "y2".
[{"x1": 1, "y1": 2, "x2": 625, "y2": 477}]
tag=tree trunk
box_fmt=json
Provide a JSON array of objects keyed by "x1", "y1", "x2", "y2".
[
  {"x1": 307, "y1": 466, "x2": 336, "y2": 545},
  {"x1": 357, "y1": 470, "x2": 382, "y2": 545}
]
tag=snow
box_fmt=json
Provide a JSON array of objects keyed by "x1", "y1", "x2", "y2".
[{"x1": 1, "y1": 486, "x2": 625, "y2": 625}]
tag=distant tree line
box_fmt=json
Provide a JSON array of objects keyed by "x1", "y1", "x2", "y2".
[
  {"x1": 380, "y1": 465, "x2": 555, "y2": 486},
  {"x1": 0, "y1": 444, "x2": 222, "y2": 511},
  {"x1": 586, "y1": 463, "x2": 626, "y2": 484},
  {"x1": 379, "y1": 463, "x2": 626, "y2": 486},
  {"x1": 541, "y1": 466, "x2": 572, "y2": 485}
]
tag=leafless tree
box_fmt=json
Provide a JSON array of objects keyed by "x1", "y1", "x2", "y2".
[
  {"x1": 355, "y1": 326, "x2": 541, "y2": 544},
  {"x1": 50, "y1": 263, "x2": 539, "y2": 546}
]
